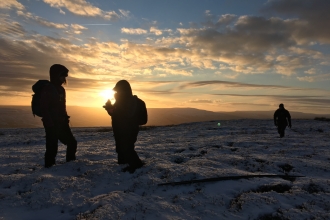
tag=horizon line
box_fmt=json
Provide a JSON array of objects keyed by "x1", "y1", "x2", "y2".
[{"x1": 0, "y1": 105, "x2": 328, "y2": 115}]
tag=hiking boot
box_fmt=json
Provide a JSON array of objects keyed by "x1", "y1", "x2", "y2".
[
  {"x1": 122, "y1": 162, "x2": 145, "y2": 173},
  {"x1": 45, "y1": 158, "x2": 55, "y2": 168},
  {"x1": 136, "y1": 161, "x2": 146, "y2": 168},
  {"x1": 117, "y1": 159, "x2": 127, "y2": 164},
  {"x1": 66, "y1": 156, "x2": 76, "y2": 162},
  {"x1": 122, "y1": 166, "x2": 136, "y2": 173}
]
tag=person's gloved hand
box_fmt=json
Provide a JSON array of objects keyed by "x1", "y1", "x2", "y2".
[
  {"x1": 103, "y1": 99, "x2": 111, "y2": 108},
  {"x1": 103, "y1": 99, "x2": 114, "y2": 113},
  {"x1": 288, "y1": 124, "x2": 292, "y2": 128}
]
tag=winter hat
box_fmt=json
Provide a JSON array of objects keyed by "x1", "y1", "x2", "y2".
[
  {"x1": 279, "y1": 103, "x2": 284, "y2": 108},
  {"x1": 49, "y1": 64, "x2": 69, "y2": 78}
]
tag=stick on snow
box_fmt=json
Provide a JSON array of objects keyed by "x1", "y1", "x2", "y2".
[{"x1": 158, "y1": 174, "x2": 305, "y2": 186}]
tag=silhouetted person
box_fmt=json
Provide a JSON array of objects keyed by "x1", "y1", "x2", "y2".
[
  {"x1": 274, "y1": 103, "x2": 291, "y2": 138},
  {"x1": 104, "y1": 80, "x2": 147, "y2": 173},
  {"x1": 40, "y1": 64, "x2": 77, "y2": 168}
]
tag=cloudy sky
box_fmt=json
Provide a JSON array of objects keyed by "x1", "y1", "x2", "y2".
[{"x1": 1, "y1": 0, "x2": 330, "y2": 114}]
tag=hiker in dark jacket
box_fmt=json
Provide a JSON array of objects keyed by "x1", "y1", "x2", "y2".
[
  {"x1": 40, "y1": 64, "x2": 77, "y2": 168},
  {"x1": 274, "y1": 103, "x2": 292, "y2": 138},
  {"x1": 104, "y1": 80, "x2": 147, "y2": 173}
]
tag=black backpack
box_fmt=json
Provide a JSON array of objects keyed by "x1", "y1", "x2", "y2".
[
  {"x1": 135, "y1": 96, "x2": 148, "y2": 125},
  {"x1": 31, "y1": 80, "x2": 56, "y2": 117}
]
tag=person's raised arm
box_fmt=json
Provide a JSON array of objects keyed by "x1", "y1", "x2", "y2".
[{"x1": 103, "y1": 99, "x2": 114, "y2": 115}]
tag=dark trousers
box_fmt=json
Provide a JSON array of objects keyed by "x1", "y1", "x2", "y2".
[
  {"x1": 44, "y1": 123, "x2": 77, "y2": 167},
  {"x1": 277, "y1": 125, "x2": 286, "y2": 138},
  {"x1": 116, "y1": 138, "x2": 142, "y2": 168}
]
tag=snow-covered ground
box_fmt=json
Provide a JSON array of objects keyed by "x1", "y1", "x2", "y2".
[{"x1": 0, "y1": 119, "x2": 329, "y2": 220}]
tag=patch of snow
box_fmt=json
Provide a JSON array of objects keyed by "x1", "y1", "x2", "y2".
[{"x1": 0, "y1": 120, "x2": 329, "y2": 219}]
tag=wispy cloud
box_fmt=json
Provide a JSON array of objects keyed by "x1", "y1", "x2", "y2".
[
  {"x1": 297, "y1": 73, "x2": 330, "y2": 82},
  {"x1": 0, "y1": 16, "x2": 26, "y2": 37},
  {"x1": 17, "y1": 11, "x2": 69, "y2": 29},
  {"x1": 179, "y1": 81, "x2": 290, "y2": 90},
  {"x1": 43, "y1": 0, "x2": 120, "y2": 20},
  {"x1": 188, "y1": 99, "x2": 213, "y2": 104},
  {"x1": 211, "y1": 93, "x2": 330, "y2": 109},
  {"x1": 119, "y1": 9, "x2": 130, "y2": 18},
  {"x1": 0, "y1": 0, "x2": 25, "y2": 10},
  {"x1": 70, "y1": 24, "x2": 88, "y2": 34},
  {"x1": 216, "y1": 14, "x2": 237, "y2": 26},
  {"x1": 150, "y1": 27, "x2": 162, "y2": 36},
  {"x1": 304, "y1": 68, "x2": 317, "y2": 75},
  {"x1": 212, "y1": 94, "x2": 326, "y2": 99},
  {"x1": 82, "y1": 24, "x2": 112, "y2": 26},
  {"x1": 14, "y1": 9, "x2": 90, "y2": 35},
  {"x1": 153, "y1": 67, "x2": 192, "y2": 76},
  {"x1": 121, "y1": 28, "x2": 147, "y2": 35}
]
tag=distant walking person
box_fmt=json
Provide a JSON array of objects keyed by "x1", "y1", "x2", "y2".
[
  {"x1": 104, "y1": 80, "x2": 147, "y2": 173},
  {"x1": 274, "y1": 103, "x2": 292, "y2": 138},
  {"x1": 40, "y1": 64, "x2": 77, "y2": 167}
]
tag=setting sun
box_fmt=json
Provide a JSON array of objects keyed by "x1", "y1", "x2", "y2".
[{"x1": 99, "y1": 89, "x2": 115, "y2": 102}]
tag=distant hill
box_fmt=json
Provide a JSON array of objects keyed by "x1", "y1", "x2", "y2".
[
  {"x1": 0, "y1": 106, "x2": 328, "y2": 128},
  {"x1": 222, "y1": 111, "x2": 327, "y2": 120}
]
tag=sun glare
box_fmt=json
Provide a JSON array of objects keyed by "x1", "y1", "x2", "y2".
[{"x1": 100, "y1": 89, "x2": 115, "y2": 102}]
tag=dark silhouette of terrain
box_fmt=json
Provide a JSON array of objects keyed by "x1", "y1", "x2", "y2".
[{"x1": 0, "y1": 106, "x2": 329, "y2": 128}]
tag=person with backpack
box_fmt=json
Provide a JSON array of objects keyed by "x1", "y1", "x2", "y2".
[
  {"x1": 274, "y1": 103, "x2": 292, "y2": 138},
  {"x1": 103, "y1": 80, "x2": 147, "y2": 173},
  {"x1": 38, "y1": 64, "x2": 77, "y2": 168}
]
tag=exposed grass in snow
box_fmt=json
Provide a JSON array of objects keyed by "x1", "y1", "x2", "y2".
[{"x1": 0, "y1": 119, "x2": 329, "y2": 219}]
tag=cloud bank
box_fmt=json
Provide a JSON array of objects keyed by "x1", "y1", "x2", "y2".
[{"x1": 0, "y1": 0, "x2": 330, "y2": 113}]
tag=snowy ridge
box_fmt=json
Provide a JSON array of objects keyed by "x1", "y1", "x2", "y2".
[{"x1": 0, "y1": 119, "x2": 329, "y2": 219}]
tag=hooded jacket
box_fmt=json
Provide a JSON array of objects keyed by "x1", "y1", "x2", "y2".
[
  {"x1": 40, "y1": 64, "x2": 69, "y2": 127},
  {"x1": 274, "y1": 107, "x2": 291, "y2": 127},
  {"x1": 107, "y1": 80, "x2": 147, "y2": 142}
]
